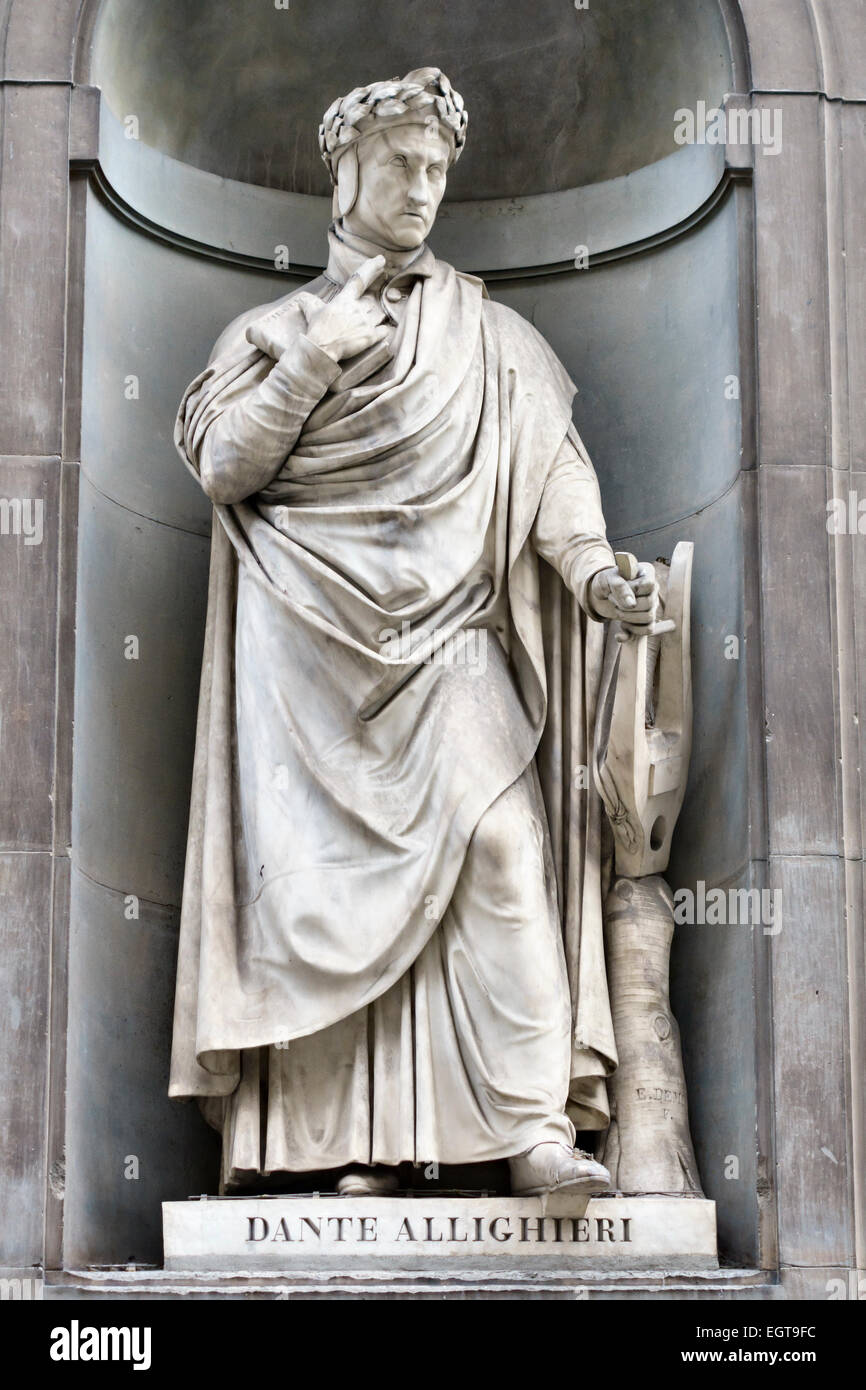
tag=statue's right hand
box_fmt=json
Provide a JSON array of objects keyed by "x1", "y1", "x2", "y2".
[
  {"x1": 245, "y1": 298, "x2": 309, "y2": 360},
  {"x1": 299, "y1": 254, "x2": 391, "y2": 362},
  {"x1": 244, "y1": 256, "x2": 389, "y2": 362}
]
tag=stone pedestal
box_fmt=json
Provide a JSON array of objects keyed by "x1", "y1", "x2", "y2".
[{"x1": 163, "y1": 1194, "x2": 717, "y2": 1272}]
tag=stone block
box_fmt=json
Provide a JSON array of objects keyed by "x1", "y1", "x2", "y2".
[
  {"x1": 164, "y1": 1194, "x2": 718, "y2": 1273},
  {"x1": 752, "y1": 96, "x2": 829, "y2": 469},
  {"x1": 760, "y1": 465, "x2": 840, "y2": 856},
  {"x1": 770, "y1": 855, "x2": 853, "y2": 1268},
  {"x1": 737, "y1": 1, "x2": 820, "y2": 94},
  {"x1": 0, "y1": 456, "x2": 60, "y2": 850},
  {"x1": 0, "y1": 851, "x2": 51, "y2": 1267},
  {"x1": 0, "y1": 85, "x2": 69, "y2": 456},
  {"x1": 1, "y1": 0, "x2": 80, "y2": 81}
]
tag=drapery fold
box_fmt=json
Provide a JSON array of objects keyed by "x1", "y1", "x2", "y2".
[{"x1": 169, "y1": 252, "x2": 616, "y2": 1132}]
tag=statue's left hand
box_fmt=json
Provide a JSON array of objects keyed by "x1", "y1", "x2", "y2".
[{"x1": 590, "y1": 562, "x2": 660, "y2": 635}]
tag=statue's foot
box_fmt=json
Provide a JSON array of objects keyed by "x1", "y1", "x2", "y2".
[
  {"x1": 509, "y1": 1143, "x2": 611, "y2": 1197},
  {"x1": 336, "y1": 1165, "x2": 399, "y2": 1197}
]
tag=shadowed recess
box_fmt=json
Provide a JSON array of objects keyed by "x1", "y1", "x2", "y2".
[{"x1": 90, "y1": 0, "x2": 733, "y2": 199}]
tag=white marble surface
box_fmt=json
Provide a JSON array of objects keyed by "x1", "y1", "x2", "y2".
[
  {"x1": 164, "y1": 1195, "x2": 717, "y2": 1271},
  {"x1": 168, "y1": 64, "x2": 643, "y2": 1183}
]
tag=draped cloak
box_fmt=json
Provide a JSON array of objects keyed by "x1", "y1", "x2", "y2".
[{"x1": 168, "y1": 239, "x2": 618, "y2": 1147}]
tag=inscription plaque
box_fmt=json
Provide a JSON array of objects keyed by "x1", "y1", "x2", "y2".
[{"x1": 163, "y1": 1196, "x2": 718, "y2": 1271}]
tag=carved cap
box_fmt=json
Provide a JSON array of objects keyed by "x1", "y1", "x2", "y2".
[{"x1": 318, "y1": 67, "x2": 468, "y2": 182}]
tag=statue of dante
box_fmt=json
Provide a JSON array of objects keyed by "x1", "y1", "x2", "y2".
[{"x1": 169, "y1": 68, "x2": 659, "y2": 1198}]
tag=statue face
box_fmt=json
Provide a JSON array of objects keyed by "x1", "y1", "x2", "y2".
[{"x1": 343, "y1": 124, "x2": 451, "y2": 249}]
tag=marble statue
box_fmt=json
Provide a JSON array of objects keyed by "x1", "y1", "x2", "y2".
[{"x1": 168, "y1": 67, "x2": 665, "y2": 1199}]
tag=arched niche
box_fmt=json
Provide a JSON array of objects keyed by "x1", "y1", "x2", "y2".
[
  {"x1": 65, "y1": 0, "x2": 762, "y2": 1267},
  {"x1": 88, "y1": 0, "x2": 736, "y2": 198}
]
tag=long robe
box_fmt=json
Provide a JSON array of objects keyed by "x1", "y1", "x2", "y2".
[{"x1": 169, "y1": 226, "x2": 618, "y2": 1180}]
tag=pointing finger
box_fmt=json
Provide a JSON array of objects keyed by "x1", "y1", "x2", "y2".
[{"x1": 344, "y1": 255, "x2": 387, "y2": 298}]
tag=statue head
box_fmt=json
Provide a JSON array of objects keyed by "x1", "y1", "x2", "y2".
[{"x1": 319, "y1": 67, "x2": 467, "y2": 250}]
